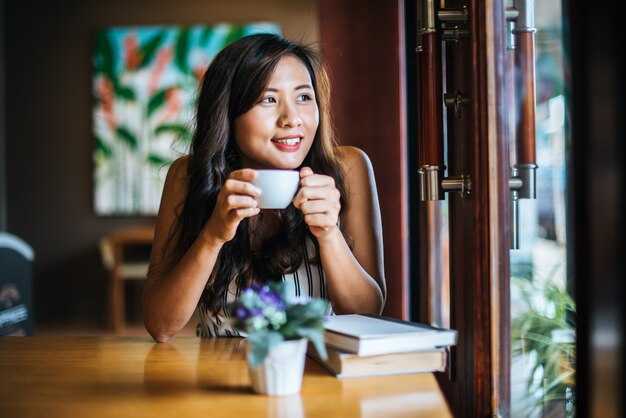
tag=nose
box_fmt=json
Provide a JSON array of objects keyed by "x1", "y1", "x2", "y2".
[{"x1": 278, "y1": 102, "x2": 302, "y2": 127}]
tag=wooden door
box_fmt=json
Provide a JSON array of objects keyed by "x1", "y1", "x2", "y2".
[
  {"x1": 319, "y1": 0, "x2": 516, "y2": 415},
  {"x1": 411, "y1": 0, "x2": 512, "y2": 416}
]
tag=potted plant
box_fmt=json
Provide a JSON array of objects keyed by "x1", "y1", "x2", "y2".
[
  {"x1": 226, "y1": 281, "x2": 328, "y2": 396},
  {"x1": 511, "y1": 276, "x2": 576, "y2": 417}
]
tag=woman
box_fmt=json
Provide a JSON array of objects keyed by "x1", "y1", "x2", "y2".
[{"x1": 144, "y1": 34, "x2": 385, "y2": 342}]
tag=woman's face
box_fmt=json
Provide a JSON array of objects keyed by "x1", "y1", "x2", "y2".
[{"x1": 234, "y1": 55, "x2": 319, "y2": 169}]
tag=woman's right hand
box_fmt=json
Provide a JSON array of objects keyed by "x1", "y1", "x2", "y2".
[{"x1": 202, "y1": 169, "x2": 261, "y2": 245}]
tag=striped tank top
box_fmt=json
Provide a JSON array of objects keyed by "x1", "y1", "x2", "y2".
[{"x1": 196, "y1": 237, "x2": 332, "y2": 337}]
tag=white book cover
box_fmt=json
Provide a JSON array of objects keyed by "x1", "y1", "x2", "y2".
[{"x1": 323, "y1": 314, "x2": 457, "y2": 356}]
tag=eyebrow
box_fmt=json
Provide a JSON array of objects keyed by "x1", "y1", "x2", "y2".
[{"x1": 265, "y1": 84, "x2": 313, "y2": 92}]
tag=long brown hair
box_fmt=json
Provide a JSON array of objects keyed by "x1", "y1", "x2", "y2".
[{"x1": 167, "y1": 34, "x2": 347, "y2": 313}]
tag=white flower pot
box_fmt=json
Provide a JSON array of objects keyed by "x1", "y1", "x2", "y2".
[{"x1": 247, "y1": 338, "x2": 307, "y2": 396}]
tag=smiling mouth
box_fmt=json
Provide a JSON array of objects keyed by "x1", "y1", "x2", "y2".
[{"x1": 271, "y1": 137, "x2": 302, "y2": 146}]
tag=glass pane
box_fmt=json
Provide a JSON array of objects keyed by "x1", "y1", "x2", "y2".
[{"x1": 509, "y1": 1, "x2": 575, "y2": 417}]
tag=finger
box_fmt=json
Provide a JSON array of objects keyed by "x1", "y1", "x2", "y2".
[
  {"x1": 293, "y1": 187, "x2": 334, "y2": 208},
  {"x1": 292, "y1": 188, "x2": 312, "y2": 208},
  {"x1": 229, "y1": 168, "x2": 258, "y2": 181},
  {"x1": 233, "y1": 207, "x2": 261, "y2": 219},
  {"x1": 296, "y1": 186, "x2": 340, "y2": 202},
  {"x1": 226, "y1": 194, "x2": 258, "y2": 209},
  {"x1": 223, "y1": 178, "x2": 261, "y2": 196},
  {"x1": 299, "y1": 199, "x2": 338, "y2": 215},
  {"x1": 300, "y1": 175, "x2": 336, "y2": 190},
  {"x1": 300, "y1": 166, "x2": 314, "y2": 178},
  {"x1": 304, "y1": 213, "x2": 337, "y2": 229}
]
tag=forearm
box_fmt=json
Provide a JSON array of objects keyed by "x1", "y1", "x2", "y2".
[
  {"x1": 317, "y1": 228, "x2": 385, "y2": 314},
  {"x1": 143, "y1": 231, "x2": 223, "y2": 342}
]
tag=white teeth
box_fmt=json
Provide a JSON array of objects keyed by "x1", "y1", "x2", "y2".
[{"x1": 273, "y1": 138, "x2": 301, "y2": 145}]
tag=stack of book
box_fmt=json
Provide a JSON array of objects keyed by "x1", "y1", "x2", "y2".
[{"x1": 307, "y1": 314, "x2": 458, "y2": 378}]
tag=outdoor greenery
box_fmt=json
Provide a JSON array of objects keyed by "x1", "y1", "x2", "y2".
[{"x1": 512, "y1": 275, "x2": 576, "y2": 417}]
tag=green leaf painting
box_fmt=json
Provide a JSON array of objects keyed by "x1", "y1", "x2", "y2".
[{"x1": 92, "y1": 23, "x2": 281, "y2": 215}]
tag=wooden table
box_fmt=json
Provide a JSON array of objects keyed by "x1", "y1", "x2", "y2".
[{"x1": 0, "y1": 337, "x2": 452, "y2": 418}]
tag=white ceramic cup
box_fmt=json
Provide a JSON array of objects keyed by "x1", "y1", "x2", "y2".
[{"x1": 251, "y1": 169, "x2": 300, "y2": 209}]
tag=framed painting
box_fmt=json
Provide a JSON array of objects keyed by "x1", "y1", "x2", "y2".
[{"x1": 92, "y1": 22, "x2": 281, "y2": 215}]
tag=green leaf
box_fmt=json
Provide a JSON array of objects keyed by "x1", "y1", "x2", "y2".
[
  {"x1": 146, "y1": 153, "x2": 170, "y2": 167},
  {"x1": 223, "y1": 26, "x2": 244, "y2": 47},
  {"x1": 114, "y1": 83, "x2": 136, "y2": 101},
  {"x1": 174, "y1": 29, "x2": 190, "y2": 73},
  {"x1": 138, "y1": 32, "x2": 167, "y2": 68},
  {"x1": 298, "y1": 328, "x2": 327, "y2": 360},
  {"x1": 286, "y1": 299, "x2": 328, "y2": 321},
  {"x1": 246, "y1": 331, "x2": 284, "y2": 368},
  {"x1": 147, "y1": 89, "x2": 168, "y2": 117},
  {"x1": 92, "y1": 95, "x2": 103, "y2": 107},
  {"x1": 281, "y1": 301, "x2": 326, "y2": 340},
  {"x1": 154, "y1": 123, "x2": 186, "y2": 135},
  {"x1": 95, "y1": 136, "x2": 112, "y2": 158},
  {"x1": 510, "y1": 275, "x2": 576, "y2": 408},
  {"x1": 155, "y1": 123, "x2": 192, "y2": 143},
  {"x1": 94, "y1": 30, "x2": 116, "y2": 80},
  {"x1": 200, "y1": 27, "x2": 215, "y2": 46},
  {"x1": 116, "y1": 126, "x2": 138, "y2": 150}
]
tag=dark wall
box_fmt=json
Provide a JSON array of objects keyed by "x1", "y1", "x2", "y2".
[
  {"x1": 318, "y1": 0, "x2": 408, "y2": 319},
  {"x1": 3, "y1": 0, "x2": 318, "y2": 323}
]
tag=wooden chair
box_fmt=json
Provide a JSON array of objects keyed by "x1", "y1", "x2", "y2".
[{"x1": 99, "y1": 226, "x2": 154, "y2": 334}]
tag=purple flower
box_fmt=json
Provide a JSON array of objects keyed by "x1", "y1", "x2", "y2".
[
  {"x1": 234, "y1": 306, "x2": 249, "y2": 320},
  {"x1": 250, "y1": 283, "x2": 264, "y2": 292},
  {"x1": 225, "y1": 280, "x2": 328, "y2": 364},
  {"x1": 258, "y1": 286, "x2": 284, "y2": 309},
  {"x1": 249, "y1": 308, "x2": 264, "y2": 318}
]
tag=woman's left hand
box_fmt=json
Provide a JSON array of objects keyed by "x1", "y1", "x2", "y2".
[{"x1": 293, "y1": 167, "x2": 341, "y2": 239}]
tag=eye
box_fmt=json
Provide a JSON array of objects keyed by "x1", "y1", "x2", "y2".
[
  {"x1": 260, "y1": 96, "x2": 277, "y2": 104},
  {"x1": 297, "y1": 94, "x2": 313, "y2": 102}
]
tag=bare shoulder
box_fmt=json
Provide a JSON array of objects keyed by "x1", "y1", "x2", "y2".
[
  {"x1": 167, "y1": 156, "x2": 189, "y2": 180},
  {"x1": 160, "y1": 156, "x2": 188, "y2": 194},
  {"x1": 158, "y1": 156, "x2": 190, "y2": 216}
]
